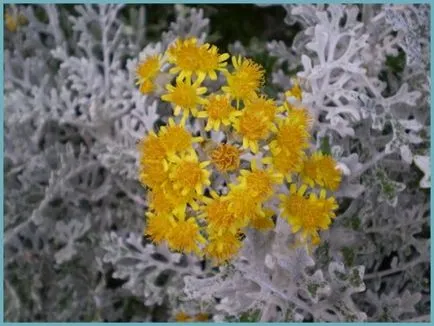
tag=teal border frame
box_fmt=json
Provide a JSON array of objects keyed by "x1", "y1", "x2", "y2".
[{"x1": 1, "y1": 1, "x2": 432, "y2": 324}]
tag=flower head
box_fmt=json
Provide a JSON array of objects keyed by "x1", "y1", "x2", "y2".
[
  {"x1": 139, "y1": 160, "x2": 170, "y2": 189},
  {"x1": 285, "y1": 80, "x2": 303, "y2": 101},
  {"x1": 245, "y1": 95, "x2": 277, "y2": 122},
  {"x1": 250, "y1": 208, "x2": 275, "y2": 230},
  {"x1": 168, "y1": 38, "x2": 229, "y2": 81},
  {"x1": 210, "y1": 143, "x2": 241, "y2": 172},
  {"x1": 136, "y1": 54, "x2": 162, "y2": 94},
  {"x1": 205, "y1": 232, "x2": 242, "y2": 265},
  {"x1": 301, "y1": 152, "x2": 342, "y2": 191},
  {"x1": 225, "y1": 185, "x2": 263, "y2": 223},
  {"x1": 280, "y1": 185, "x2": 338, "y2": 244},
  {"x1": 267, "y1": 116, "x2": 310, "y2": 172},
  {"x1": 145, "y1": 212, "x2": 174, "y2": 244},
  {"x1": 238, "y1": 161, "x2": 283, "y2": 201},
  {"x1": 175, "y1": 312, "x2": 192, "y2": 322},
  {"x1": 197, "y1": 94, "x2": 240, "y2": 131},
  {"x1": 137, "y1": 132, "x2": 167, "y2": 163},
  {"x1": 159, "y1": 118, "x2": 203, "y2": 157},
  {"x1": 234, "y1": 110, "x2": 273, "y2": 153},
  {"x1": 167, "y1": 217, "x2": 206, "y2": 255},
  {"x1": 161, "y1": 77, "x2": 207, "y2": 120},
  {"x1": 168, "y1": 150, "x2": 211, "y2": 196},
  {"x1": 200, "y1": 191, "x2": 242, "y2": 235},
  {"x1": 222, "y1": 56, "x2": 265, "y2": 103}
]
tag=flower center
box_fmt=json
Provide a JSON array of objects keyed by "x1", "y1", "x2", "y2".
[
  {"x1": 171, "y1": 84, "x2": 198, "y2": 108},
  {"x1": 174, "y1": 161, "x2": 202, "y2": 188},
  {"x1": 206, "y1": 97, "x2": 232, "y2": 120},
  {"x1": 239, "y1": 113, "x2": 268, "y2": 140}
]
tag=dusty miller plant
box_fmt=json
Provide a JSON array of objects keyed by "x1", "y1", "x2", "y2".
[
  {"x1": 3, "y1": 3, "x2": 430, "y2": 322},
  {"x1": 4, "y1": 4, "x2": 210, "y2": 321}
]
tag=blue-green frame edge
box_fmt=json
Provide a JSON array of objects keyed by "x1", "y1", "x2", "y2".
[{"x1": 1, "y1": 0, "x2": 433, "y2": 325}]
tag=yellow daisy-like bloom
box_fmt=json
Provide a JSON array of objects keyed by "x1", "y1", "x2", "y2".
[
  {"x1": 267, "y1": 116, "x2": 310, "y2": 172},
  {"x1": 238, "y1": 161, "x2": 283, "y2": 201},
  {"x1": 168, "y1": 150, "x2": 211, "y2": 196},
  {"x1": 145, "y1": 212, "x2": 174, "y2": 244},
  {"x1": 280, "y1": 185, "x2": 338, "y2": 244},
  {"x1": 167, "y1": 217, "x2": 206, "y2": 255},
  {"x1": 225, "y1": 185, "x2": 263, "y2": 223},
  {"x1": 210, "y1": 143, "x2": 241, "y2": 172},
  {"x1": 137, "y1": 132, "x2": 167, "y2": 163},
  {"x1": 205, "y1": 231, "x2": 242, "y2": 265},
  {"x1": 197, "y1": 94, "x2": 240, "y2": 131},
  {"x1": 5, "y1": 13, "x2": 19, "y2": 33},
  {"x1": 175, "y1": 312, "x2": 192, "y2": 322},
  {"x1": 159, "y1": 118, "x2": 203, "y2": 157},
  {"x1": 222, "y1": 56, "x2": 265, "y2": 103},
  {"x1": 285, "y1": 80, "x2": 303, "y2": 101},
  {"x1": 250, "y1": 208, "x2": 275, "y2": 231},
  {"x1": 263, "y1": 150, "x2": 302, "y2": 177},
  {"x1": 139, "y1": 161, "x2": 169, "y2": 189},
  {"x1": 167, "y1": 38, "x2": 230, "y2": 81},
  {"x1": 200, "y1": 191, "x2": 243, "y2": 235},
  {"x1": 279, "y1": 104, "x2": 312, "y2": 130},
  {"x1": 5, "y1": 10, "x2": 27, "y2": 33},
  {"x1": 244, "y1": 95, "x2": 277, "y2": 122},
  {"x1": 197, "y1": 43, "x2": 230, "y2": 80},
  {"x1": 234, "y1": 110, "x2": 273, "y2": 154},
  {"x1": 136, "y1": 54, "x2": 162, "y2": 94},
  {"x1": 163, "y1": 182, "x2": 201, "y2": 216},
  {"x1": 161, "y1": 77, "x2": 208, "y2": 120},
  {"x1": 301, "y1": 152, "x2": 342, "y2": 191},
  {"x1": 195, "y1": 313, "x2": 210, "y2": 321},
  {"x1": 148, "y1": 187, "x2": 173, "y2": 215}
]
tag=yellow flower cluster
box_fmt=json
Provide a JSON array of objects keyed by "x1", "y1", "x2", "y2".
[
  {"x1": 136, "y1": 37, "x2": 342, "y2": 264},
  {"x1": 5, "y1": 7, "x2": 27, "y2": 33}
]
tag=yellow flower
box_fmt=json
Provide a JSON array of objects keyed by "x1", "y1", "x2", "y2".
[
  {"x1": 167, "y1": 217, "x2": 206, "y2": 255},
  {"x1": 285, "y1": 80, "x2": 303, "y2": 101},
  {"x1": 197, "y1": 94, "x2": 240, "y2": 131},
  {"x1": 168, "y1": 150, "x2": 211, "y2": 196},
  {"x1": 244, "y1": 95, "x2": 277, "y2": 122},
  {"x1": 222, "y1": 56, "x2": 265, "y2": 103},
  {"x1": 279, "y1": 104, "x2": 312, "y2": 130},
  {"x1": 280, "y1": 185, "x2": 338, "y2": 244},
  {"x1": 205, "y1": 232, "x2": 242, "y2": 265},
  {"x1": 161, "y1": 77, "x2": 207, "y2": 120},
  {"x1": 267, "y1": 116, "x2": 310, "y2": 172},
  {"x1": 250, "y1": 208, "x2": 275, "y2": 231},
  {"x1": 198, "y1": 43, "x2": 230, "y2": 80},
  {"x1": 148, "y1": 187, "x2": 176, "y2": 215},
  {"x1": 195, "y1": 313, "x2": 210, "y2": 321},
  {"x1": 159, "y1": 118, "x2": 203, "y2": 157},
  {"x1": 137, "y1": 132, "x2": 167, "y2": 163},
  {"x1": 145, "y1": 212, "x2": 173, "y2": 244},
  {"x1": 263, "y1": 150, "x2": 301, "y2": 177},
  {"x1": 301, "y1": 152, "x2": 342, "y2": 191},
  {"x1": 175, "y1": 312, "x2": 192, "y2": 322},
  {"x1": 163, "y1": 183, "x2": 200, "y2": 217},
  {"x1": 225, "y1": 185, "x2": 263, "y2": 223},
  {"x1": 135, "y1": 54, "x2": 162, "y2": 94},
  {"x1": 210, "y1": 143, "x2": 241, "y2": 172},
  {"x1": 200, "y1": 191, "x2": 243, "y2": 235},
  {"x1": 5, "y1": 10, "x2": 27, "y2": 33},
  {"x1": 238, "y1": 160, "x2": 283, "y2": 201},
  {"x1": 167, "y1": 38, "x2": 230, "y2": 81},
  {"x1": 138, "y1": 160, "x2": 169, "y2": 189},
  {"x1": 234, "y1": 110, "x2": 273, "y2": 154}
]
